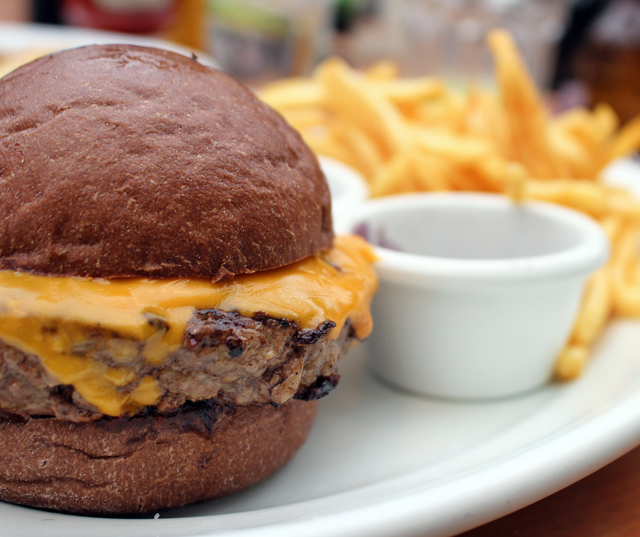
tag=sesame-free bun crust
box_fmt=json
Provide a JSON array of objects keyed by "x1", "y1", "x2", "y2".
[
  {"x1": 0, "y1": 399, "x2": 317, "y2": 515},
  {"x1": 0, "y1": 45, "x2": 332, "y2": 280}
]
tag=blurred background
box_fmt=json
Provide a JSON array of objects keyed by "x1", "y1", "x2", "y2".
[{"x1": 0, "y1": 0, "x2": 639, "y2": 123}]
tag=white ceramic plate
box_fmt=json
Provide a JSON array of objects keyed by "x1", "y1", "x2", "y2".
[
  {"x1": 4, "y1": 323, "x2": 640, "y2": 537},
  {"x1": 3, "y1": 23, "x2": 640, "y2": 535},
  {"x1": 0, "y1": 21, "x2": 217, "y2": 67},
  {"x1": 319, "y1": 156, "x2": 370, "y2": 221}
]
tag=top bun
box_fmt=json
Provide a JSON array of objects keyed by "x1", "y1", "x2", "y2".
[{"x1": 0, "y1": 45, "x2": 333, "y2": 280}]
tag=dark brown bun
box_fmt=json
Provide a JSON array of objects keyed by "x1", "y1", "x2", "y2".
[
  {"x1": 0, "y1": 45, "x2": 332, "y2": 280},
  {"x1": 0, "y1": 399, "x2": 317, "y2": 515}
]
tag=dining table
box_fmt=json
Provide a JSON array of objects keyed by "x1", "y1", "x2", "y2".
[{"x1": 457, "y1": 443, "x2": 640, "y2": 536}]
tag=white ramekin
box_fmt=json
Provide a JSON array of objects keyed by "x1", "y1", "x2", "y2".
[
  {"x1": 337, "y1": 192, "x2": 610, "y2": 399},
  {"x1": 319, "y1": 156, "x2": 369, "y2": 221}
]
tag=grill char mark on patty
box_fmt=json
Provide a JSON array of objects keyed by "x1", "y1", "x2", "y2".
[{"x1": 0, "y1": 309, "x2": 355, "y2": 422}]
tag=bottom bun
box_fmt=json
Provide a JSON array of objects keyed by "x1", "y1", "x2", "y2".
[{"x1": 0, "y1": 399, "x2": 317, "y2": 515}]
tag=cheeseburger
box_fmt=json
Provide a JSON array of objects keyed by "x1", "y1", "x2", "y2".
[{"x1": 0, "y1": 45, "x2": 376, "y2": 515}]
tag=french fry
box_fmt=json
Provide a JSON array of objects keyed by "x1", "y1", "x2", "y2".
[
  {"x1": 571, "y1": 267, "x2": 612, "y2": 348},
  {"x1": 259, "y1": 79, "x2": 323, "y2": 110},
  {"x1": 607, "y1": 190, "x2": 640, "y2": 222},
  {"x1": 554, "y1": 106, "x2": 616, "y2": 175},
  {"x1": 463, "y1": 87, "x2": 511, "y2": 152},
  {"x1": 525, "y1": 180, "x2": 609, "y2": 217},
  {"x1": 610, "y1": 115, "x2": 640, "y2": 160},
  {"x1": 487, "y1": 29, "x2": 558, "y2": 179},
  {"x1": 605, "y1": 213, "x2": 624, "y2": 236},
  {"x1": 370, "y1": 152, "x2": 413, "y2": 197},
  {"x1": 449, "y1": 168, "x2": 493, "y2": 192},
  {"x1": 556, "y1": 217, "x2": 619, "y2": 378},
  {"x1": 0, "y1": 48, "x2": 54, "y2": 79},
  {"x1": 410, "y1": 151, "x2": 452, "y2": 191},
  {"x1": 279, "y1": 108, "x2": 327, "y2": 131},
  {"x1": 256, "y1": 28, "x2": 640, "y2": 381},
  {"x1": 317, "y1": 57, "x2": 409, "y2": 158},
  {"x1": 548, "y1": 124, "x2": 597, "y2": 179},
  {"x1": 330, "y1": 118, "x2": 385, "y2": 179},
  {"x1": 611, "y1": 224, "x2": 640, "y2": 316},
  {"x1": 412, "y1": 92, "x2": 465, "y2": 130},
  {"x1": 364, "y1": 60, "x2": 399, "y2": 81},
  {"x1": 504, "y1": 162, "x2": 527, "y2": 202},
  {"x1": 592, "y1": 103, "x2": 619, "y2": 145},
  {"x1": 555, "y1": 344, "x2": 589, "y2": 380},
  {"x1": 372, "y1": 77, "x2": 445, "y2": 109},
  {"x1": 300, "y1": 129, "x2": 366, "y2": 176},
  {"x1": 412, "y1": 127, "x2": 495, "y2": 165}
]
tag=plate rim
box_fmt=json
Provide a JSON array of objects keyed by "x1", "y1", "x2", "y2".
[{"x1": 7, "y1": 338, "x2": 640, "y2": 537}]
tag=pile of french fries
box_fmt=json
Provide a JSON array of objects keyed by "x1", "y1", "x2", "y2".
[{"x1": 260, "y1": 29, "x2": 640, "y2": 380}]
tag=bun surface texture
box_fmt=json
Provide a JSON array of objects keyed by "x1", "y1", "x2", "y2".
[
  {"x1": 0, "y1": 399, "x2": 317, "y2": 515},
  {"x1": 0, "y1": 45, "x2": 333, "y2": 280}
]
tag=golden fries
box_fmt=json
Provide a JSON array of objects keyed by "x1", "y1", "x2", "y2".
[
  {"x1": 611, "y1": 116, "x2": 640, "y2": 161},
  {"x1": 555, "y1": 345, "x2": 589, "y2": 381},
  {"x1": 260, "y1": 29, "x2": 640, "y2": 380},
  {"x1": 317, "y1": 58, "x2": 409, "y2": 158},
  {"x1": 488, "y1": 30, "x2": 559, "y2": 179},
  {"x1": 0, "y1": 48, "x2": 56, "y2": 79}
]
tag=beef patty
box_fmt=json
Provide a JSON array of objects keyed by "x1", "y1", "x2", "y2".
[{"x1": 0, "y1": 309, "x2": 354, "y2": 422}]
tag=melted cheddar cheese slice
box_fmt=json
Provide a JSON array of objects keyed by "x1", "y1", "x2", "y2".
[{"x1": 0, "y1": 235, "x2": 377, "y2": 416}]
